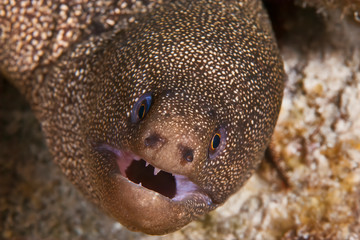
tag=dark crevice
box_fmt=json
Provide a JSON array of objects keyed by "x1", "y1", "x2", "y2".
[{"x1": 263, "y1": 0, "x2": 326, "y2": 49}]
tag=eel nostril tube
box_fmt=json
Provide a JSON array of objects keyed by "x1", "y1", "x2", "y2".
[
  {"x1": 184, "y1": 151, "x2": 193, "y2": 162},
  {"x1": 144, "y1": 133, "x2": 165, "y2": 148},
  {"x1": 179, "y1": 146, "x2": 194, "y2": 163}
]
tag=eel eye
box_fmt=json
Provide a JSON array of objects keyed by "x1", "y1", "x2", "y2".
[
  {"x1": 131, "y1": 93, "x2": 152, "y2": 123},
  {"x1": 209, "y1": 127, "x2": 226, "y2": 158},
  {"x1": 210, "y1": 133, "x2": 221, "y2": 150}
]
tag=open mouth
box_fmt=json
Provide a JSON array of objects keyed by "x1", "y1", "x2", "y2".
[
  {"x1": 99, "y1": 145, "x2": 208, "y2": 202},
  {"x1": 124, "y1": 159, "x2": 176, "y2": 198}
]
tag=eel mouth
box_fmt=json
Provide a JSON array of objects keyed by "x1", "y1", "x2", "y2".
[
  {"x1": 92, "y1": 143, "x2": 216, "y2": 234},
  {"x1": 100, "y1": 145, "x2": 211, "y2": 202}
]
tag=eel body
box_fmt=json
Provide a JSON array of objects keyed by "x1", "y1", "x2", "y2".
[{"x1": 0, "y1": 0, "x2": 284, "y2": 235}]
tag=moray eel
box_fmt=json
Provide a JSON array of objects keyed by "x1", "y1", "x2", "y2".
[{"x1": 0, "y1": 0, "x2": 284, "y2": 235}]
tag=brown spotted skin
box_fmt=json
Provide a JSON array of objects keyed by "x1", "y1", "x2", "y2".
[{"x1": 0, "y1": 0, "x2": 285, "y2": 235}]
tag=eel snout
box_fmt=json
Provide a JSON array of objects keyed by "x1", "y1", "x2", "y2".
[{"x1": 92, "y1": 144, "x2": 215, "y2": 235}]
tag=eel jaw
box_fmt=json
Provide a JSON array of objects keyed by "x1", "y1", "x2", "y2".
[
  {"x1": 113, "y1": 146, "x2": 205, "y2": 202},
  {"x1": 94, "y1": 144, "x2": 215, "y2": 235}
]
